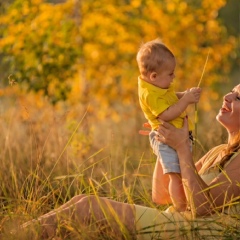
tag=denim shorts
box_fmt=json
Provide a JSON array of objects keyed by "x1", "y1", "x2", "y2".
[{"x1": 149, "y1": 130, "x2": 180, "y2": 174}]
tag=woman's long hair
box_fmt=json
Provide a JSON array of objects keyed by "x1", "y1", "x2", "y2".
[{"x1": 220, "y1": 133, "x2": 240, "y2": 168}]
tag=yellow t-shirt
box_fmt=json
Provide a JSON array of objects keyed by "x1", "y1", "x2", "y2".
[{"x1": 138, "y1": 77, "x2": 193, "y2": 130}]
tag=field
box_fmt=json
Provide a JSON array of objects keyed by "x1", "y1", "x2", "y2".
[
  {"x1": 1, "y1": 86, "x2": 239, "y2": 239},
  {"x1": 0, "y1": 0, "x2": 239, "y2": 238}
]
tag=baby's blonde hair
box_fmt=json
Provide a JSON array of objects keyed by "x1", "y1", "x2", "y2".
[{"x1": 136, "y1": 39, "x2": 175, "y2": 77}]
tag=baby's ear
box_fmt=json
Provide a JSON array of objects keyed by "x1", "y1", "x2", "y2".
[{"x1": 150, "y1": 72, "x2": 157, "y2": 82}]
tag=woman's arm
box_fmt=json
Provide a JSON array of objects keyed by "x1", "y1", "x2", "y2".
[
  {"x1": 208, "y1": 154, "x2": 240, "y2": 208},
  {"x1": 179, "y1": 146, "x2": 240, "y2": 216},
  {"x1": 176, "y1": 141, "x2": 211, "y2": 216},
  {"x1": 158, "y1": 117, "x2": 240, "y2": 216}
]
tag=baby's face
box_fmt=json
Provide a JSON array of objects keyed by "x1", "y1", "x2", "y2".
[{"x1": 153, "y1": 59, "x2": 176, "y2": 89}]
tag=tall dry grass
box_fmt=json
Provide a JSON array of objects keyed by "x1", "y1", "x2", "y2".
[
  {"x1": 0, "y1": 89, "x2": 156, "y2": 237},
  {"x1": 0, "y1": 88, "x2": 239, "y2": 239}
]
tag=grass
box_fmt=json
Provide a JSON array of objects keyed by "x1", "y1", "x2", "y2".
[
  {"x1": 194, "y1": 50, "x2": 210, "y2": 159},
  {"x1": 0, "y1": 89, "x2": 239, "y2": 239}
]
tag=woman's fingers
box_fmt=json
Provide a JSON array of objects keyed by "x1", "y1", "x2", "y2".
[
  {"x1": 155, "y1": 134, "x2": 166, "y2": 143},
  {"x1": 143, "y1": 122, "x2": 151, "y2": 128},
  {"x1": 158, "y1": 119, "x2": 173, "y2": 130},
  {"x1": 156, "y1": 116, "x2": 190, "y2": 148},
  {"x1": 138, "y1": 123, "x2": 151, "y2": 136},
  {"x1": 139, "y1": 130, "x2": 151, "y2": 136},
  {"x1": 139, "y1": 122, "x2": 151, "y2": 136}
]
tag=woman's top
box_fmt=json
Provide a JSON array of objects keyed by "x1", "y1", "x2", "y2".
[
  {"x1": 199, "y1": 144, "x2": 227, "y2": 184},
  {"x1": 198, "y1": 144, "x2": 240, "y2": 215}
]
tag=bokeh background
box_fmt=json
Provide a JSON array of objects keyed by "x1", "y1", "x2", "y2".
[{"x1": 0, "y1": 0, "x2": 239, "y2": 230}]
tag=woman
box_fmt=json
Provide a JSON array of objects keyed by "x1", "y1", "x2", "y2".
[{"x1": 20, "y1": 85, "x2": 240, "y2": 239}]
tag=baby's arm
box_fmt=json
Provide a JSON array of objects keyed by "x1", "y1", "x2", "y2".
[
  {"x1": 158, "y1": 87, "x2": 201, "y2": 122},
  {"x1": 176, "y1": 92, "x2": 185, "y2": 99}
]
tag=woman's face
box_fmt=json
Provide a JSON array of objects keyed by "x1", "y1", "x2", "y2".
[{"x1": 216, "y1": 84, "x2": 240, "y2": 134}]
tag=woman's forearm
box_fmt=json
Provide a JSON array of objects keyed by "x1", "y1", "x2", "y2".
[{"x1": 177, "y1": 145, "x2": 212, "y2": 216}]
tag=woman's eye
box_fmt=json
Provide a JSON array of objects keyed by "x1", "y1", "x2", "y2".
[{"x1": 230, "y1": 90, "x2": 240, "y2": 100}]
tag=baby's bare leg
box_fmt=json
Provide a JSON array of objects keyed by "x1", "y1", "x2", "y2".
[{"x1": 152, "y1": 159, "x2": 171, "y2": 205}]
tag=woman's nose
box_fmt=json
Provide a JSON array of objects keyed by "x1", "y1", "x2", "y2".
[{"x1": 224, "y1": 93, "x2": 233, "y2": 102}]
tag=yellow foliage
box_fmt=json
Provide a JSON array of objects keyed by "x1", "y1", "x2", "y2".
[
  {"x1": 0, "y1": 0, "x2": 237, "y2": 122},
  {"x1": 202, "y1": 0, "x2": 226, "y2": 10},
  {"x1": 131, "y1": 0, "x2": 141, "y2": 8}
]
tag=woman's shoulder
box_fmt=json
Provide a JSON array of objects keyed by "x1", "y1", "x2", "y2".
[{"x1": 197, "y1": 144, "x2": 227, "y2": 174}]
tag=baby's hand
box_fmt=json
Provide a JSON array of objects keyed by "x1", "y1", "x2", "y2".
[
  {"x1": 190, "y1": 87, "x2": 201, "y2": 93},
  {"x1": 183, "y1": 87, "x2": 201, "y2": 104}
]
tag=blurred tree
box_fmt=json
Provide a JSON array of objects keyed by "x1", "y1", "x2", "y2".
[
  {"x1": 219, "y1": 0, "x2": 239, "y2": 36},
  {"x1": 0, "y1": 0, "x2": 237, "y2": 112},
  {"x1": 0, "y1": 0, "x2": 82, "y2": 103},
  {"x1": 218, "y1": 0, "x2": 239, "y2": 87}
]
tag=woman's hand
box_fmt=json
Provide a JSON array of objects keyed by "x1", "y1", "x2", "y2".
[{"x1": 157, "y1": 116, "x2": 190, "y2": 150}]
